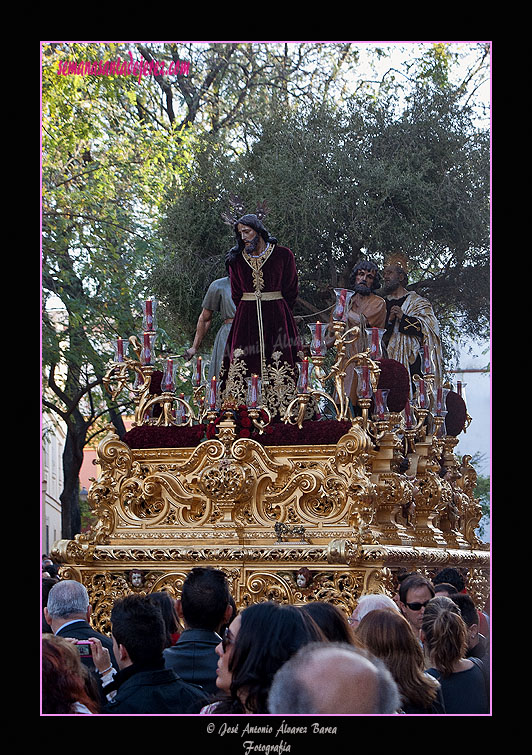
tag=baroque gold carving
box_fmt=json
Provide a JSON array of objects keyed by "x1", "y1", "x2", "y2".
[{"x1": 53, "y1": 383, "x2": 490, "y2": 632}]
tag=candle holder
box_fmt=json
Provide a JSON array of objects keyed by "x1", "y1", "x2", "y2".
[
  {"x1": 192, "y1": 356, "x2": 205, "y2": 388},
  {"x1": 208, "y1": 376, "x2": 218, "y2": 411},
  {"x1": 420, "y1": 341, "x2": 436, "y2": 377},
  {"x1": 247, "y1": 407, "x2": 272, "y2": 434},
  {"x1": 412, "y1": 376, "x2": 430, "y2": 410},
  {"x1": 113, "y1": 337, "x2": 127, "y2": 363},
  {"x1": 246, "y1": 375, "x2": 262, "y2": 409},
  {"x1": 366, "y1": 328, "x2": 386, "y2": 361},
  {"x1": 283, "y1": 392, "x2": 311, "y2": 430},
  {"x1": 356, "y1": 396, "x2": 372, "y2": 431},
  {"x1": 432, "y1": 413, "x2": 447, "y2": 438},
  {"x1": 141, "y1": 332, "x2": 156, "y2": 366},
  {"x1": 433, "y1": 385, "x2": 450, "y2": 417},
  {"x1": 332, "y1": 288, "x2": 355, "y2": 323},
  {"x1": 354, "y1": 363, "x2": 373, "y2": 400},
  {"x1": 142, "y1": 297, "x2": 158, "y2": 333},
  {"x1": 204, "y1": 407, "x2": 219, "y2": 426},
  {"x1": 308, "y1": 322, "x2": 326, "y2": 357},
  {"x1": 296, "y1": 358, "x2": 310, "y2": 394},
  {"x1": 161, "y1": 357, "x2": 177, "y2": 393},
  {"x1": 372, "y1": 388, "x2": 390, "y2": 421}
]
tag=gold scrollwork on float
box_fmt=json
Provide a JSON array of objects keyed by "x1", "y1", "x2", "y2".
[{"x1": 51, "y1": 299, "x2": 491, "y2": 631}]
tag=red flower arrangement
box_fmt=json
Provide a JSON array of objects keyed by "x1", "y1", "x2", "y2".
[
  {"x1": 123, "y1": 424, "x2": 207, "y2": 450},
  {"x1": 259, "y1": 419, "x2": 353, "y2": 447}
]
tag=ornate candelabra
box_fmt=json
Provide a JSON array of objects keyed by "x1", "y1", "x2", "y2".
[
  {"x1": 103, "y1": 300, "x2": 276, "y2": 442},
  {"x1": 282, "y1": 289, "x2": 382, "y2": 429},
  {"x1": 54, "y1": 293, "x2": 488, "y2": 633}
]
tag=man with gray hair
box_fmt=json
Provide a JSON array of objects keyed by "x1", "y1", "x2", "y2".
[
  {"x1": 268, "y1": 642, "x2": 400, "y2": 715},
  {"x1": 44, "y1": 579, "x2": 117, "y2": 673},
  {"x1": 349, "y1": 593, "x2": 400, "y2": 628}
]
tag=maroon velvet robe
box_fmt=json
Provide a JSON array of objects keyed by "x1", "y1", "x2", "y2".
[{"x1": 220, "y1": 245, "x2": 302, "y2": 408}]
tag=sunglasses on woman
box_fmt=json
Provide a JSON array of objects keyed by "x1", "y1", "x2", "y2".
[{"x1": 221, "y1": 627, "x2": 234, "y2": 653}]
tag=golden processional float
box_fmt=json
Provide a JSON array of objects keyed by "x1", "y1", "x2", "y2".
[{"x1": 52, "y1": 293, "x2": 489, "y2": 635}]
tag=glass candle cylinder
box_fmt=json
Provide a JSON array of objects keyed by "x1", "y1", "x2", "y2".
[
  {"x1": 193, "y1": 356, "x2": 203, "y2": 387},
  {"x1": 142, "y1": 298, "x2": 158, "y2": 333},
  {"x1": 332, "y1": 288, "x2": 355, "y2": 322},
  {"x1": 246, "y1": 374, "x2": 261, "y2": 408},
  {"x1": 372, "y1": 388, "x2": 389, "y2": 419},
  {"x1": 176, "y1": 393, "x2": 186, "y2": 424},
  {"x1": 414, "y1": 377, "x2": 428, "y2": 409},
  {"x1": 455, "y1": 380, "x2": 467, "y2": 406},
  {"x1": 114, "y1": 337, "x2": 126, "y2": 363},
  {"x1": 297, "y1": 358, "x2": 310, "y2": 393},
  {"x1": 161, "y1": 358, "x2": 176, "y2": 392},
  {"x1": 403, "y1": 399, "x2": 414, "y2": 429},
  {"x1": 141, "y1": 332, "x2": 155, "y2": 365},
  {"x1": 208, "y1": 376, "x2": 217, "y2": 409},
  {"x1": 433, "y1": 385, "x2": 450, "y2": 416},
  {"x1": 420, "y1": 342, "x2": 434, "y2": 375},
  {"x1": 366, "y1": 327, "x2": 386, "y2": 360},
  {"x1": 354, "y1": 363, "x2": 372, "y2": 398},
  {"x1": 308, "y1": 321, "x2": 326, "y2": 356}
]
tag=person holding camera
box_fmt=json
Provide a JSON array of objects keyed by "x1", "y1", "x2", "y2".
[{"x1": 44, "y1": 579, "x2": 117, "y2": 701}]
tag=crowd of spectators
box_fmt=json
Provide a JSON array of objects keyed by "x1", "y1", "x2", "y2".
[{"x1": 41, "y1": 560, "x2": 490, "y2": 716}]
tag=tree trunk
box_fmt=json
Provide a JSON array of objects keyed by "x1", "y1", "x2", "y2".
[{"x1": 59, "y1": 424, "x2": 86, "y2": 539}]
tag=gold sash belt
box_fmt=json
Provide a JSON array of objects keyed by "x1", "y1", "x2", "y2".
[
  {"x1": 241, "y1": 291, "x2": 283, "y2": 301},
  {"x1": 240, "y1": 291, "x2": 283, "y2": 384}
]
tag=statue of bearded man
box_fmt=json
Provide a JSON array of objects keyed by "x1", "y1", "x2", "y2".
[
  {"x1": 381, "y1": 253, "x2": 444, "y2": 395},
  {"x1": 341, "y1": 259, "x2": 387, "y2": 406}
]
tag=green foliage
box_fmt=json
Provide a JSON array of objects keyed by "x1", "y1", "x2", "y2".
[
  {"x1": 42, "y1": 43, "x2": 189, "y2": 394},
  {"x1": 153, "y1": 87, "x2": 490, "y2": 366}
]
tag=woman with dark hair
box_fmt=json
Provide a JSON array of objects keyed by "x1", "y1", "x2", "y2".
[
  {"x1": 421, "y1": 596, "x2": 489, "y2": 714},
  {"x1": 42, "y1": 634, "x2": 101, "y2": 714},
  {"x1": 148, "y1": 591, "x2": 182, "y2": 647},
  {"x1": 355, "y1": 609, "x2": 445, "y2": 714},
  {"x1": 301, "y1": 601, "x2": 364, "y2": 647},
  {"x1": 201, "y1": 601, "x2": 326, "y2": 714}
]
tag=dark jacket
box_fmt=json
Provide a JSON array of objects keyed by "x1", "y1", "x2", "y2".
[
  {"x1": 103, "y1": 663, "x2": 208, "y2": 714},
  {"x1": 56, "y1": 619, "x2": 118, "y2": 668},
  {"x1": 163, "y1": 628, "x2": 221, "y2": 695},
  {"x1": 466, "y1": 633, "x2": 489, "y2": 662},
  {"x1": 56, "y1": 619, "x2": 118, "y2": 705}
]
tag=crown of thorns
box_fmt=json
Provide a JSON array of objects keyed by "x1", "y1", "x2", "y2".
[{"x1": 221, "y1": 195, "x2": 270, "y2": 227}]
